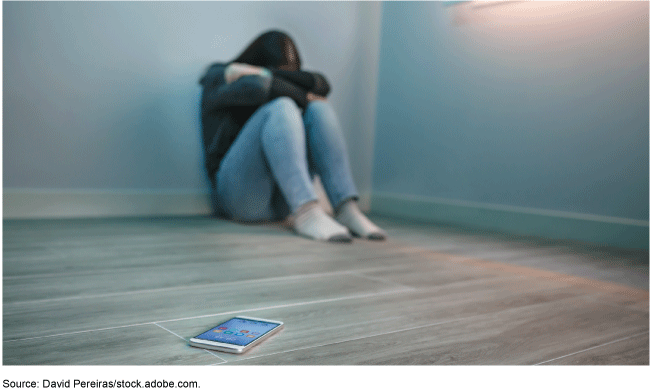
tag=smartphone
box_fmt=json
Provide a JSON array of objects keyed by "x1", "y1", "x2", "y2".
[{"x1": 189, "y1": 316, "x2": 284, "y2": 354}]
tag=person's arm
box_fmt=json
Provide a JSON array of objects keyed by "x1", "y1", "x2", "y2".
[
  {"x1": 200, "y1": 63, "x2": 309, "y2": 112},
  {"x1": 310, "y1": 73, "x2": 330, "y2": 97},
  {"x1": 271, "y1": 69, "x2": 331, "y2": 97},
  {"x1": 225, "y1": 64, "x2": 322, "y2": 102},
  {"x1": 222, "y1": 63, "x2": 329, "y2": 98},
  {"x1": 268, "y1": 77, "x2": 309, "y2": 108},
  {"x1": 200, "y1": 64, "x2": 271, "y2": 110}
]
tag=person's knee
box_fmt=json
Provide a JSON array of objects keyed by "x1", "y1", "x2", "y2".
[
  {"x1": 268, "y1": 96, "x2": 300, "y2": 116},
  {"x1": 264, "y1": 97, "x2": 304, "y2": 138},
  {"x1": 304, "y1": 100, "x2": 335, "y2": 123}
]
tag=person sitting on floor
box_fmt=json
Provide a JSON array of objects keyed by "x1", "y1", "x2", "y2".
[{"x1": 199, "y1": 30, "x2": 386, "y2": 243}]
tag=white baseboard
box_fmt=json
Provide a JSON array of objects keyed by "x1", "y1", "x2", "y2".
[
  {"x1": 3, "y1": 189, "x2": 212, "y2": 219},
  {"x1": 2, "y1": 185, "x2": 371, "y2": 220},
  {"x1": 371, "y1": 191, "x2": 649, "y2": 249}
]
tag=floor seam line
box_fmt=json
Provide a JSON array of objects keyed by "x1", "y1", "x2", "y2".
[
  {"x1": 4, "y1": 282, "x2": 599, "y2": 343},
  {"x1": 3, "y1": 288, "x2": 412, "y2": 343},
  {"x1": 153, "y1": 323, "x2": 188, "y2": 341},
  {"x1": 154, "y1": 288, "x2": 413, "y2": 325},
  {"x1": 2, "y1": 255, "x2": 416, "y2": 281},
  {"x1": 153, "y1": 323, "x2": 227, "y2": 363},
  {"x1": 4, "y1": 265, "x2": 406, "y2": 305},
  {"x1": 4, "y1": 322, "x2": 157, "y2": 343},
  {"x1": 533, "y1": 331, "x2": 649, "y2": 365},
  {"x1": 346, "y1": 271, "x2": 416, "y2": 291}
]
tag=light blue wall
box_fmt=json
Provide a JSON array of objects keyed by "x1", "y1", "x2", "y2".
[
  {"x1": 3, "y1": 1, "x2": 381, "y2": 206},
  {"x1": 5, "y1": 0, "x2": 648, "y2": 245},
  {"x1": 373, "y1": 1, "x2": 649, "y2": 222}
]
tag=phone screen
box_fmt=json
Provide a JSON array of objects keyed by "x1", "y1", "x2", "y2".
[{"x1": 194, "y1": 318, "x2": 281, "y2": 346}]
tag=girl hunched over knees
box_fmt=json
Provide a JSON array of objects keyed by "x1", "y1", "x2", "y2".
[{"x1": 199, "y1": 30, "x2": 386, "y2": 243}]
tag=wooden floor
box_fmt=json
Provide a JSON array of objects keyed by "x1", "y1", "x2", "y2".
[{"x1": 3, "y1": 215, "x2": 648, "y2": 365}]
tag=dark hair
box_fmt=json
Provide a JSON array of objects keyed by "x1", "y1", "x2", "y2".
[{"x1": 233, "y1": 30, "x2": 301, "y2": 71}]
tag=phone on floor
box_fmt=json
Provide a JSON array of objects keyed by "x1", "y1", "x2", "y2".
[{"x1": 189, "y1": 316, "x2": 284, "y2": 354}]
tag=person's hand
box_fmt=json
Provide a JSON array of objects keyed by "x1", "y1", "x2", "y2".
[
  {"x1": 225, "y1": 63, "x2": 270, "y2": 84},
  {"x1": 307, "y1": 92, "x2": 327, "y2": 102}
]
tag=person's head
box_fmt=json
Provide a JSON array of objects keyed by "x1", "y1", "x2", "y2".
[{"x1": 233, "y1": 30, "x2": 301, "y2": 71}]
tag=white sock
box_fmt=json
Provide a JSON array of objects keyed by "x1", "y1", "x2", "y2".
[
  {"x1": 335, "y1": 200, "x2": 387, "y2": 240},
  {"x1": 293, "y1": 202, "x2": 352, "y2": 242}
]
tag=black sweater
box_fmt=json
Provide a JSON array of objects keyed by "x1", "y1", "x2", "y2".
[{"x1": 199, "y1": 63, "x2": 330, "y2": 181}]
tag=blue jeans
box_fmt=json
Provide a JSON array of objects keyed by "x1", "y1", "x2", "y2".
[{"x1": 213, "y1": 97, "x2": 359, "y2": 222}]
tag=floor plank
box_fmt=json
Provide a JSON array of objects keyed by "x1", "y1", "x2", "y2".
[
  {"x1": 541, "y1": 332, "x2": 649, "y2": 365},
  {"x1": 4, "y1": 271, "x2": 403, "y2": 341},
  {"x1": 3, "y1": 324, "x2": 223, "y2": 365},
  {"x1": 225, "y1": 298, "x2": 647, "y2": 365}
]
